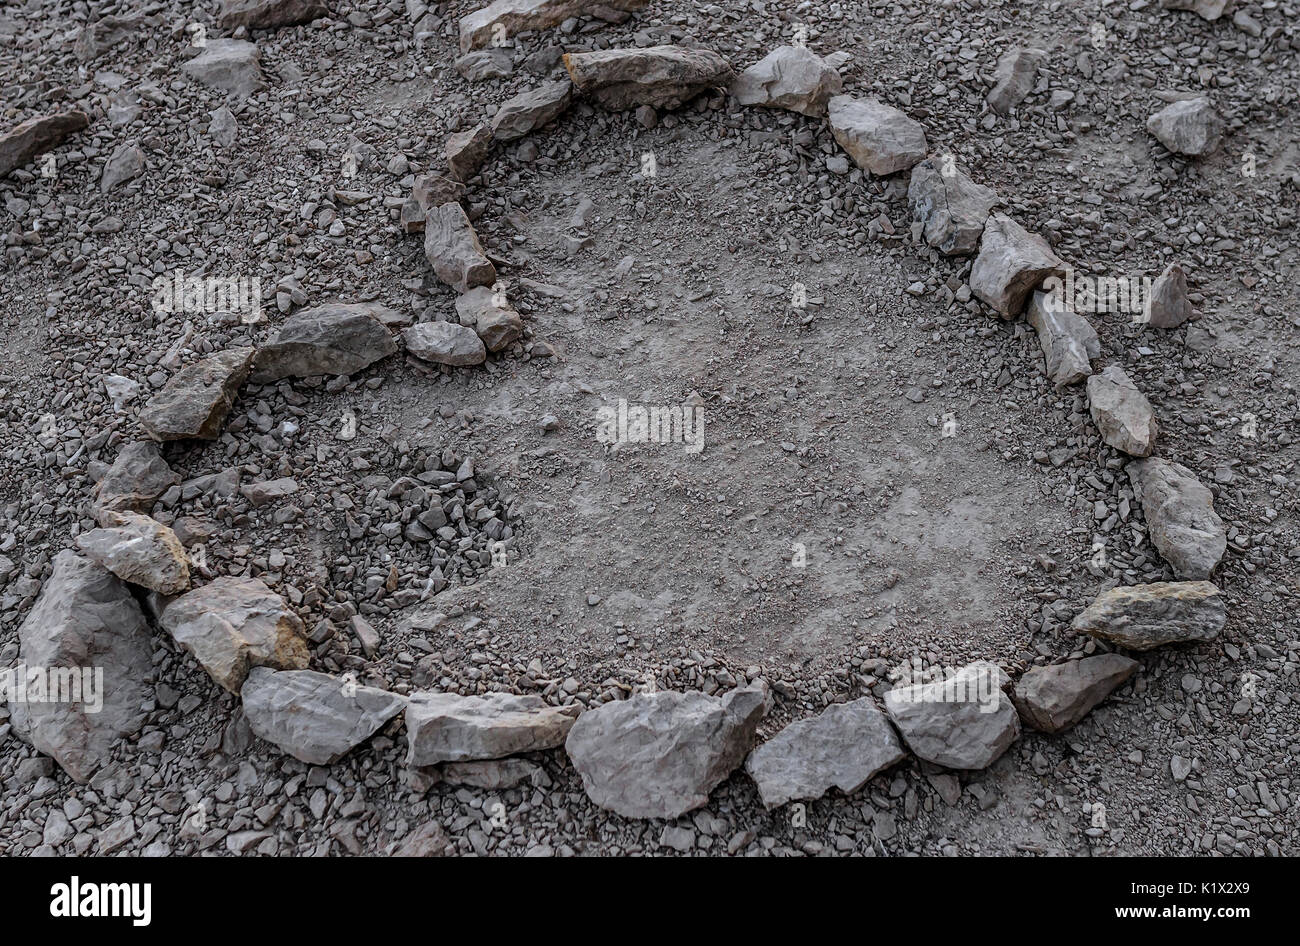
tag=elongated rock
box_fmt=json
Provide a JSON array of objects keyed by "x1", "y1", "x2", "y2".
[
  {"x1": 75, "y1": 511, "x2": 190, "y2": 595},
  {"x1": 1144, "y1": 262, "x2": 1193, "y2": 328},
  {"x1": 907, "y1": 156, "x2": 999, "y2": 256},
  {"x1": 731, "y1": 45, "x2": 842, "y2": 117},
  {"x1": 1072, "y1": 581, "x2": 1225, "y2": 650},
  {"x1": 460, "y1": 0, "x2": 649, "y2": 53},
  {"x1": 405, "y1": 691, "x2": 580, "y2": 765},
  {"x1": 1013, "y1": 655, "x2": 1139, "y2": 733},
  {"x1": 1146, "y1": 98, "x2": 1223, "y2": 157},
  {"x1": 446, "y1": 124, "x2": 492, "y2": 181},
  {"x1": 1127, "y1": 458, "x2": 1226, "y2": 578},
  {"x1": 0, "y1": 111, "x2": 91, "y2": 177},
  {"x1": 565, "y1": 684, "x2": 769, "y2": 819},
  {"x1": 250, "y1": 303, "x2": 398, "y2": 382},
  {"x1": 1026, "y1": 289, "x2": 1099, "y2": 385},
  {"x1": 563, "y1": 45, "x2": 733, "y2": 110},
  {"x1": 218, "y1": 0, "x2": 328, "y2": 30},
  {"x1": 404, "y1": 321, "x2": 487, "y2": 366},
  {"x1": 883, "y1": 662, "x2": 1019, "y2": 770},
  {"x1": 828, "y1": 95, "x2": 927, "y2": 176},
  {"x1": 970, "y1": 213, "x2": 1065, "y2": 318},
  {"x1": 491, "y1": 80, "x2": 572, "y2": 141},
  {"x1": 182, "y1": 39, "x2": 268, "y2": 99},
  {"x1": 92, "y1": 442, "x2": 179, "y2": 518},
  {"x1": 160, "y1": 576, "x2": 309, "y2": 691},
  {"x1": 138, "y1": 347, "x2": 254, "y2": 442},
  {"x1": 744, "y1": 697, "x2": 905, "y2": 808},
  {"x1": 241, "y1": 668, "x2": 406, "y2": 765},
  {"x1": 1087, "y1": 366, "x2": 1158, "y2": 457},
  {"x1": 8, "y1": 551, "x2": 152, "y2": 783},
  {"x1": 424, "y1": 203, "x2": 496, "y2": 293},
  {"x1": 987, "y1": 47, "x2": 1044, "y2": 116}
]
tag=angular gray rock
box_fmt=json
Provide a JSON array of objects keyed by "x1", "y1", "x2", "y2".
[
  {"x1": 491, "y1": 80, "x2": 573, "y2": 142},
  {"x1": 731, "y1": 45, "x2": 843, "y2": 117},
  {"x1": 8, "y1": 551, "x2": 152, "y2": 783},
  {"x1": 182, "y1": 39, "x2": 268, "y2": 98},
  {"x1": 460, "y1": 0, "x2": 648, "y2": 53},
  {"x1": 160, "y1": 576, "x2": 309, "y2": 692},
  {"x1": 1161, "y1": 0, "x2": 1229, "y2": 21},
  {"x1": 405, "y1": 691, "x2": 580, "y2": 765},
  {"x1": 100, "y1": 143, "x2": 144, "y2": 192},
  {"x1": 0, "y1": 111, "x2": 91, "y2": 177},
  {"x1": 74, "y1": 16, "x2": 142, "y2": 61},
  {"x1": 208, "y1": 106, "x2": 239, "y2": 149},
  {"x1": 456, "y1": 286, "x2": 523, "y2": 352},
  {"x1": 744, "y1": 697, "x2": 905, "y2": 808},
  {"x1": 250, "y1": 303, "x2": 398, "y2": 382},
  {"x1": 828, "y1": 95, "x2": 927, "y2": 176},
  {"x1": 987, "y1": 47, "x2": 1045, "y2": 116},
  {"x1": 446, "y1": 124, "x2": 492, "y2": 181},
  {"x1": 241, "y1": 668, "x2": 406, "y2": 765},
  {"x1": 1127, "y1": 458, "x2": 1227, "y2": 578},
  {"x1": 907, "y1": 156, "x2": 999, "y2": 256},
  {"x1": 1146, "y1": 98, "x2": 1223, "y2": 157},
  {"x1": 75, "y1": 511, "x2": 190, "y2": 596},
  {"x1": 218, "y1": 0, "x2": 328, "y2": 30},
  {"x1": 565, "y1": 684, "x2": 770, "y2": 819},
  {"x1": 138, "y1": 347, "x2": 254, "y2": 442},
  {"x1": 403, "y1": 321, "x2": 488, "y2": 366},
  {"x1": 1087, "y1": 366, "x2": 1158, "y2": 457},
  {"x1": 92, "y1": 442, "x2": 179, "y2": 518},
  {"x1": 883, "y1": 662, "x2": 1020, "y2": 770},
  {"x1": 423, "y1": 203, "x2": 496, "y2": 293},
  {"x1": 1144, "y1": 262, "x2": 1193, "y2": 329},
  {"x1": 1026, "y1": 289, "x2": 1100, "y2": 386},
  {"x1": 562, "y1": 45, "x2": 733, "y2": 110},
  {"x1": 1072, "y1": 581, "x2": 1226, "y2": 650},
  {"x1": 455, "y1": 48, "x2": 515, "y2": 82},
  {"x1": 969, "y1": 213, "x2": 1065, "y2": 318},
  {"x1": 1013, "y1": 655, "x2": 1139, "y2": 733},
  {"x1": 411, "y1": 173, "x2": 466, "y2": 213}
]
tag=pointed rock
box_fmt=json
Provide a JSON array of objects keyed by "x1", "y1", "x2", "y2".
[
  {"x1": 138, "y1": 347, "x2": 254, "y2": 442},
  {"x1": 424, "y1": 202, "x2": 496, "y2": 292},
  {"x1": 1146, "y1": 98, "x2": 1223, "y2": 157},
  {"x1": 883, "y1": 662, "x2": 1020, "y2": 770},
  {"x1": 460, "y1": 0, "x2": 649, "y2": 53},
  {"x1": 160, "y1": 576, "x2": 309, "y2": 692},
  {"x1": 456, "y1": 286, "x2": 523, "y2": 352},
  {"x1": 1026, "y1": 289, "x2": 1100, "y2": 385},
  {"x1": 907, "y1": 156, "x2": 999, "y2": 256},
  {"x1": 565, "y1": 684, "x2": 770, "y2": 819},
  {"x1": 0, "y1": 111, "x2": 90, "y2": 177},
  {"x1": 75, "y1": 511, "x2": 190, "y2": 595},
  {"x1": 250, "y1": 303, "x2": 398, "y2": 382},
  {"x1": 491, "y1": 80, "x2": 572, "y2": 141},
  {"x1": 1072, "y1": 581, "x2": 1225, "y2": 650},
  {"x1": 446, "y1": 124, "x2": 492, "y2": 181},
  {"x1": 731, "y1": 45, "x2": 842, "y2": 117},
  {"x1": 208, "y1": 106, "x2": 239, "y2": 148},
  {"x1": 1144, "y1": 262, "x2": 1193, "y2": 328},
  {"x1": 405, "y1": 691, "x2": 580, "y2": 765},
  {"x1": 987, "y1": 47, "x2": 1045, "y2": 116},
  {"x1": 182, "y1": 39, "x2": 268, "y2": 98},
  {"x1": 92, "y1": 442, "x2": 180, "y2": 519},
  {"x1": 403, "y1": 321, "x2": 487, "y2": 366},
  {"x1": 563, "y1": 45, "x2": 733, "y2": 110},
  {"x1": 1127, "y1": 458, "x2": 1226, "y2": 578},
  {"x1": 8, "y1": 551, "x2": 152, "y2": 783},
  {"x1": 1013, "y1": 655, "x2": 1139, "y2": 733},
  {"x1": 218, "y1": 0, "x2": 328, "y2": 30},
  {"x1": 828, "y1": 95, "x2": 927, "y2": 175},
  {"x1": 100, "y1": 143, "x2": 144, "y2": 192},
  {"x1": 969, "y1": 213, "x2": 1065, "y2": 318},
  {"x1": 241, "y1": 667, "x2": 406, "y2": 765},
  {"x1": 744, "y1": 697, "x2": 905, "y2": 808},
  {"x1": 1087, "y1": 366, "x2": 1158, "y2": 456}
]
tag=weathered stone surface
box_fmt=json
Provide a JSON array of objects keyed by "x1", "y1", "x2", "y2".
[
  {"x1": 138, "y1": 347, "x2": 254, "y2": 442},
  {"x1": 208, "y1": 105, "x2": 239, "y2": 148},
  {"x1": 0, "y1": 111, "x2": 90, "y2": 177},
  {"x1": 424, "y1": 202, "x2": 496, "y2": 293},
  {"x1": 411, "y1": 173, "x2": 466, "y2": 215},
  {"x1": 92, "y1": 442, "x2": 179, "y2": 518},
  {"x1": 1072, "y1": 581, "x2": 1226, "y2": 650},
  {"x1": 987, "y1": 46, "x2": 1044, "y2": 115},
  {"x1": 405, "y1": 691, "x2": 580, "y2": 765},
  {"x1": 970, "y1": 213, "x2": 1065, "y2": 318},
  {"x1": 1127, "y1": 458, "x2": 1227, "y2": 578},
  {"x1": 240, "y1": 477, "x2": 299, "y2": 507},
  {"x1": 460, "y1": 0, "x2": 648, "y2": 53},
  {"x1": 1026, "y1": 289, "x2": 1100, "y2": 386},
  {"x1": 182, "y1": 39, "x2": 268, "y2": 98},
  {"x1": 218, "y1": 0, "x2": 328, "y2": 30},
  {"x1": 75, "y1": 512, "x2": 190, "y2": 595},
  {"x1": 74, "y1": 16, "x2": 143, "y2": 61},
  {"x1": 1161, "y1": 0, "x2": 1229, "y2": 21},
  {"x1": 241, "y1": 668, "x2": 406, "y2": 765},
  {"x1": 1146, "y1": 97, "x2": 1223, "y2": 157},
  {"x1": 403, "y1": 321, "x2": 487, "y2": 366},
  {"x1": 441, "y1": 758, "x2": 544, "y2": 789},
  {"x1": 1013, "y1": 655, "x2": 1140, "y2": 733},
  {"x1": 1144, "y1": 263, "x2": 1193, "y2": 328},
  {"x1": 907, "y1": 156, "x2": 999, "y2": 256},
  {"x1": 446, "y1": 124, "x2": 492, "y2": 181},
  {"x1": 565, "y1": 684, "x2": 769, "y2": 819},
  {"x1": 731, "y1": 45, "x2": 842, "y2": 117},
  {"x1": 393, "y1": 820, "x2": 452, "y2": 856},
  {"x1": 100, "y1": 143, "x2": 144, "y2": 192},
  {"x1": 455, "y1": 48, "x2": 514, "y2": 82},
  {"x1": 8, "y1": 551, "x2": 152, "y2": 783},
  {"x1": 1087, "y1": 366, "x2": 1159, "y2": 457},
  {"x1": 160, "y1": 576, "x2": 309, "y2": 692},
  {"x1": 250, "y1": 303, "x2": 398, "y2": 382},
  {"x1": 744, "y1": 697, "x2": 905, "y2": 808},
  {"x1": 883, "y1": 662, "x2": 1020, "y2": 770},
  {"x1": 491, "y1": 80, "x2": 573, "y2": 141},
  {"x1": 563, "y1": 45, "x2": 733, "y2": 110},
  {"x1": 456, "y1": 286, "x2": 523, "y2": 352},
  {"x1": 828, "y1": 95, "x2": 927, "y2": 175}
]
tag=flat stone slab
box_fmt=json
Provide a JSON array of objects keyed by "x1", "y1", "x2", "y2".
[
  {"x1": 987, "y1": 46, "x2": 1045, "y2": 116},
  {"x1": 459, "y1": 0, "x2": 648, "y2": 53},
  {"x1": 405, "y1": 691, "x2": 580, "y2": 765},
  {"x1": 1127, "y1": 458, "x2": 1226, "y2": 578},
  {"x1": 563, "y1": 45, "x2": 733, "y2": 110},
  {"x1": 491, "y1": 80, "x2": 572, "y2": 141},
  {"x1": 181, "y1": 39, "x2": 268, "y2": 99},
  {"x1": 75, "y1": 511, "x2": 190, "y2": 595},
  {"x1": 1072, "y1": 581, "x2": 1225, "y2": 650},
  {"x1": 1146, "y1": 97, "x2": 1223, "y2": 157},
  {"x1": 1026, "y1": 289, "x2": 1100, "y2": 386},
  {"x1": 0, "y1": 110, "x2": 90, "y2": 177},
  {"x1": 138, "y1": 347, "x2": 254, "y2": 442},
  {"x1": 250, "y1": 302, "x2": 399, "y2": 383},
  {"x1": 884, "y1": 662, "x2": 1020, "y2": 770},
  {"x1": 403, "y1": 321, "x2": 487, "y2": 366},
  {"x1": 908, "y1": 155, "x2": 999, "y2": 256}
]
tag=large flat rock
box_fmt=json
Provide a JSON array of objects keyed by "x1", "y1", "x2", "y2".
[
  {"x1": 1072, "y1": 581, "x2": 1225, "y2": 650},
  {"x1": 1127, "y1": 458, "x2": 1226, "y2": 578},
  {"x1": 884, "y1": 662, "x2": 1020, "y2": 770},
  {"x1": 563, "y1": 45, "x2": 733, "y2": 110},
  {"x1": 405, "y1": 691, "x2": 580, "y2": 765},
  {"x1": 250, "y1": 303, "x2": 399, "y2": 383}
]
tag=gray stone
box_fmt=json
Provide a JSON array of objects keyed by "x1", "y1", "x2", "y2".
[
  {"x1": 75, "y1": 511, "x2": 190, "y2": 595},
  {"x1": 563, "y1": 45, "x2": 733, "y2": 110},
  {"x1": 446, "y1": 124, "x2": 492, "y2": 182},
  {"x1": 424, "y1": 202, "x2": 496, "y2": 293},
  {"x1": 455, "y1": 48, "x2": 514, "y2": 82},
  {"x1": 828, "y1": 95, "x2": 927, "y2": 176},
  {"x1": 403, "y1": 321, "x2": 487, "y2": 366},
  {"x1": 405, "y1": 691, "x2": 580, "y2": 765},
  {"x1": 440, "y1": 758, "x2": 543, "y2": 789},
  {"x1": 987, "y1": 47, "x2": 1045, "y2": 116},
  {"x1": 138, "y1": 347, "x2": 254, "y2": 442},
  {"x1": 1087, "y1": 366, "x2": 1158, "y2": 457},
  {"x1": 1013, "y1": 655, "x2": 1140, "y2": 733},
  {"x1": 74, "y1": 16, "x2": 143, "y2": 62},
  {"x1": 0, "y1": 111, "x2": 90, "y2": 178},
  {"x1": 1146, "y1": 98, "x2": 1224, "y2": 157},
  {"x1": 250, "y1": 303, "x2": 398, "y2": 382},
  {"x1": 491, "y1": 80, "x2": 572, "y2": 142},
  {"x1": 883, "y1": 662, "x2": 1020, "y2": 770},
  {"x1": 182, "y1": 39, "x2": 268, "y2": 99},
  {"x1": 218, "y1": 0, "x2": 328, "y2": 30},
  {"x1": 1072, "y1": 581, "x2": 1226, "y2": 650},
  {"x1": 100, "y1": 143, "x2": 144, "y2": 192},
  {"x1": 456, "y1": 286, "x2": 523, "y2": 352},
  {"x1": 731, "y1": 45, "x2": 843, "y2": 117},
  {"x1": 1161, "y1": 0, "x2": 1229, "y2": 21},
  {"x1": 1144, "y1": 263, "x2": 1193, "y2": 329},
  {"x1": 459, "y1": 0, "x2": 648, "y2": 53},
  {"x1": 1127, "y1": 458, "x2": 1226, "y2": 579},
  {"x1": 1026, "y1": 289, "x2": 1100, "y2": 386},
  {"x1": 92, "y1": 442, "x2": 179, "y2": 518},
  {"x1": 208, "y1": 106, "x2": 239, "y2": 149},
  {"x1": 907, "y1": 156, "x2": 999, "y2": 256},
  {"x1": 240, "y1": 477, "x2": 299, "y2": 507},
  {"x1": 970, "y1": 213, "x2": 1065, "y2": 318}
]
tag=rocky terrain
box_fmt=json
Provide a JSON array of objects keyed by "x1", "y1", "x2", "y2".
[{"x1": 0, "y1": 0, "x2": 1297, "y2": 857}]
